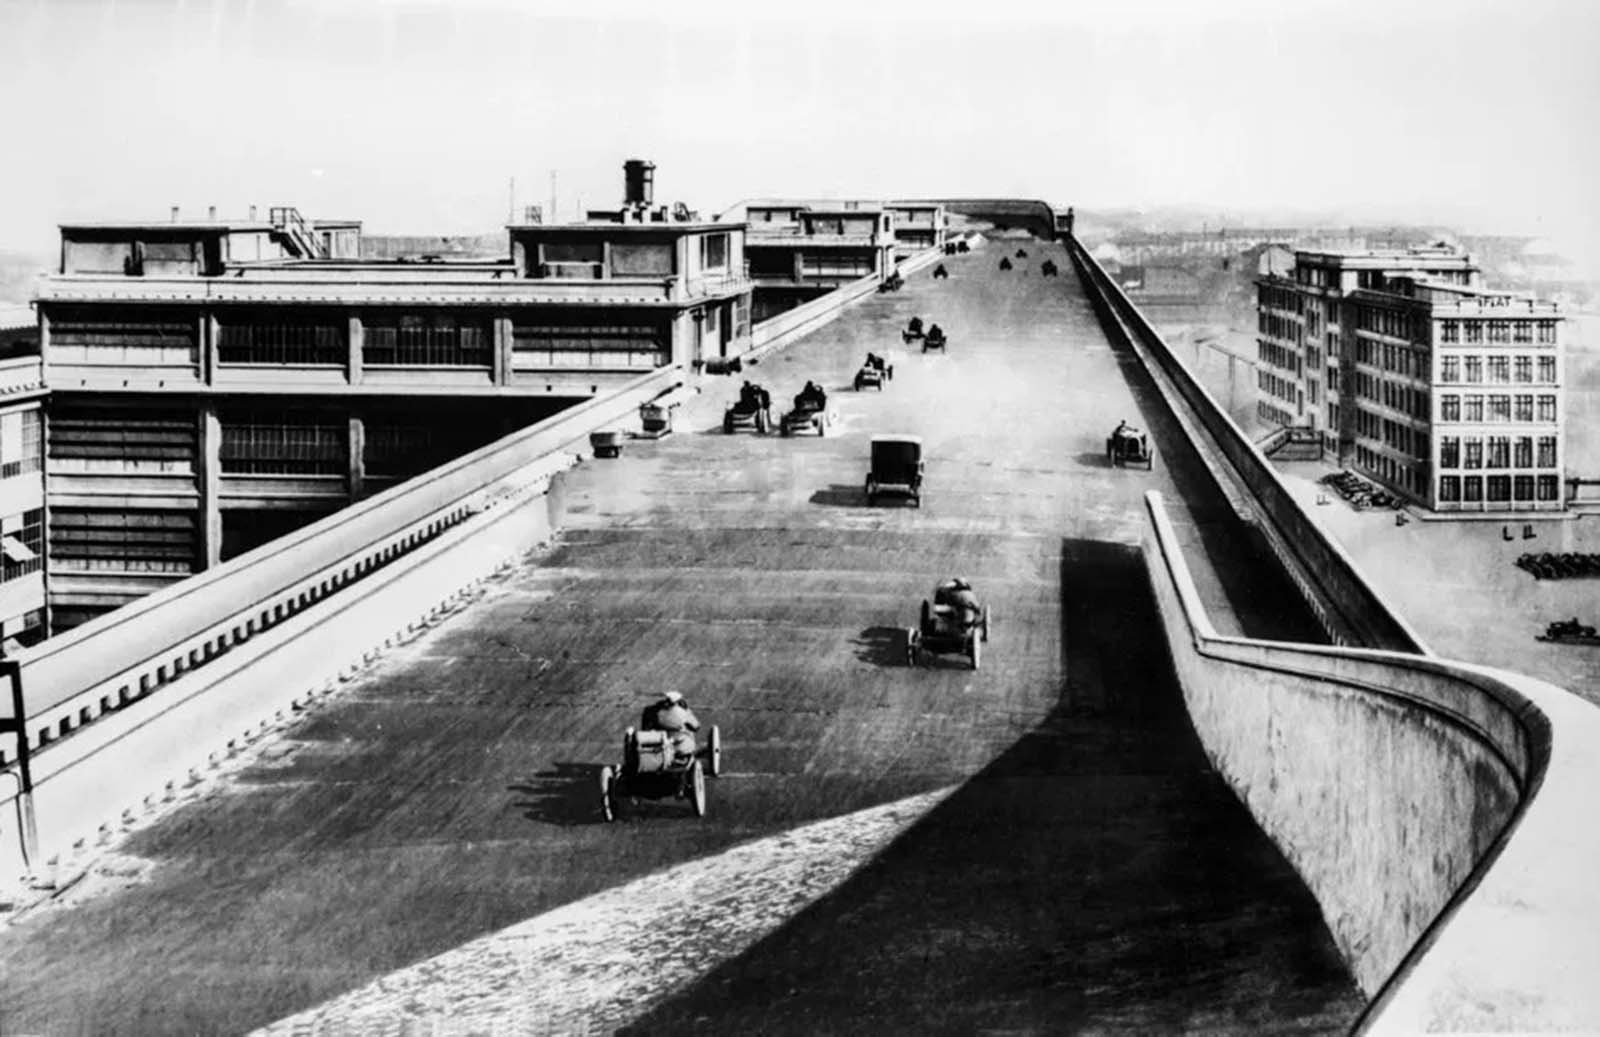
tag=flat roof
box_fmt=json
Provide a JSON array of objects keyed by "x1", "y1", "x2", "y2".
[{"x1": 506, "y1": 221, "x2": 745, "y2": 233}]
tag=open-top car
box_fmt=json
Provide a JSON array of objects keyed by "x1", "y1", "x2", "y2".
[
  {"x1": 1107, "y1": 424, "x2": 1153, "y2": 469},
  {"x1": 902, "y1": 316, "x2": 924, "y2": 344},
  {"x1": 866, "y1": 434, "x2": 923, "y2": 507},
  {"x1": 781, "y1": 382, "x2": 833, "y2": 436},
  {"x1": 921, "y1": 325, "x2": 948, "y2": 353},
  {"x1": 600, "y1": 722, "x2": 723, "y2": 821},
  {"x1": 1538, "y1": 618, "x2": 1600, "y2": 645},
  {"x1": 906, "y1": 578, "x2": 991, "y2": 670},
  {"x1": 855, "y1": 351, "x2": 894, "y2": 391},
  {"x1": 724, "y1": 382, "x2": 771, "y2": 435}
]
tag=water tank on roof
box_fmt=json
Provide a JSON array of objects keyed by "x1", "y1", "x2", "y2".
[{"x1": 624, "y1": 160, "x2": 655, "y2": 207}]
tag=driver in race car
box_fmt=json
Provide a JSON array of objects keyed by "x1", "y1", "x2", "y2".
[
  {"x1": 641, "y1": 690, "x2": 700, "y2": 760},
  {"x1": 935, "y1": 577, "x2": 982, "y2": 629}
]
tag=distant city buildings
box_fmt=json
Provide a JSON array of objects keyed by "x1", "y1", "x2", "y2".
[{"x1": 1256, "y1": 246, "x2": 1566, "y2": 513}]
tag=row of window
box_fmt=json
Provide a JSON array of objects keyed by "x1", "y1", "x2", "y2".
[
  {"x1": 1439, "y1": 394, "x2": 1558, "y2": 423},
  {"x1": 1438, "y1": 435, "x2": 1558, "y2": 470},
  {"x1": 1258, "y1": 284, "x2": 1304, "y2": 313},
  {"x1": 1355, "y1": 307, "x2": 1422, "y2": 341},
  {"x1": 1257, "y1": 338, "x2": 1301, "y2": 374},
  {"x1": 1351, "y1": 374, "x2": 1429, "y2": 420},
  {"x1": 1439, "y1": 354, "x2": 1556, "y2": 385},
  {"x1": 1356, "y1": 409, "x2": 1429, "y2": 459},
  {"x1": 1258, "y1": 400, "x2": 1296, "y2": 427},
  {"x1": 1354, "y1": 337, "x2": 1428, "y2": 379},
  {"x1": 1354, "y1": 447, "x2": 1424, "y2": 496},
  {"x1": 1258, "y1": 369, "x2": 1299, "y2": 406},
  {"x1": 1439, "y1": 474, "x2": 1560, "y2": 503},
  {"x1": 1437, "y1": 319, "x2": 1557, "y2": 345},
  {"x1": 1257, "y1": 311, "x2": 1303, "y2": 345}
]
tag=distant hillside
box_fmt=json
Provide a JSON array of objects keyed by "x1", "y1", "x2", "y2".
[{"x1": 0, "y1": 251, "x2": 49, "y2": 305}]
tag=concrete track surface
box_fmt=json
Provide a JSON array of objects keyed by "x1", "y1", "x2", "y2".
[{"x1": 0, "y1": 238, "x2": 1361, "y2": 1035}]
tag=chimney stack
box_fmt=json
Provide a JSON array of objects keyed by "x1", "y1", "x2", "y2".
[
  {"x1": 623, "y1": 159, "x2": 655, "y2": 209},
  {"x1": 249, "y1": 205, "x2": 257, "y2": 221},
  {"x1": 171, "y1": 206, "x2": 180, "y2": 222},
  {"x1": 208, "y1": 205, "x2": 217, "y2": 221}
]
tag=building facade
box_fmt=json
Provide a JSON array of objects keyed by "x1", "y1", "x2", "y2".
[
  {"x1": 1255, "y1": 246, "x2": 1565, "y2": 513},
  {"x1": 0, "y1": 307, "x2": 46, "y2": 651},
  {"x1": 884, "y1": 202, "x2": 947, "y2": 259},
  {"x1": 34, "y1": 178, "x2": 752, "y2": 627}
]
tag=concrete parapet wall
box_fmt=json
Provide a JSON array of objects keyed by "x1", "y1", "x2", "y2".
[
  {"x1": 1065, "y1": 235, "x2": 1425, "y2": 653},
  {"x1": 1144, "y1": 489, "x2": 1600, "y2": 1030}
]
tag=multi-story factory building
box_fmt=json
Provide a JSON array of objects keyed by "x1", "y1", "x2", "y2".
[
  {"x1": 1256, "y1": 246, "x2": 1565, "y2": 513},
  {"x1": 33, "y1": 163, "x2": 752, "y2": 628}
]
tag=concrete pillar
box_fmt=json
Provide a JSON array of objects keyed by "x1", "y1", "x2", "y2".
[
  {"x1": 347, "y1": 415, "x2": 365, "y2": 501},
  {"x1": 493, "y1": 315, "x2": 513, "y2": 387},
  {"x1": 197, "y1": 405, "x2": 223, "y2": 570},
  {"x1": 347, "y1": 314, "x2": 363, "y2": 386},
  {"x1": 793, "y1": 250, "x2": 803, "y2": 284},
  {"x1": 202, "y1": 312, "x2": 219, "y2": 385}
]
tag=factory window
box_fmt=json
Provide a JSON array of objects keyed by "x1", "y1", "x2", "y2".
[
  {"x1": 1538, "y1": 475, "x2": 1560, "y2": 501},
  {"x1": 699, "y1": 233, "x2": 729, "y2": 271},
  {"x1": 0, "y1": 508, "x2": 44, "y2": 584},
  {"x1": 1464, "y1": 357, "x2": 1482, "y2": 383},
  {"x1": 217, "y1": 310, "x2": 347, "y2": 366},
  {"x1": 220, "y1": 408, "x2": 346, "y2": 475},
  {"x1": 1515, "y1": 395, "x2": 1533, "y2": 422},
  {"x1": 1513, "y1": 321, "x2": 1533, "y2": 343},
  {"x1": 0, "y1": 408, "x2": 43, "y2": 478},
  {"x1": 1487, "y1": 356, "x2": 1509, "y2": 383},
  {"x1": 1538, "y1": 395, "x2": 1556, "y2": 422},
  {"x1": 799, "y1": 254, "x2": 874, "y2": 279},
  {"x1": 1463, "y1": 476, "x2": 1483, "y2": 503},
  {"x1": 47, "y1": 306, "x2": 198, "y2": 365},
  {"x1": 1463, "y1": 321, "x2": 1483, "y2": 344},
  {"x1": 362, "y1": 313, "x2": 492, "y2": 367},
  {"x1": 1488, "y1": 321, "x2": 1510, "y2": 344},
  {"x1": 1538, "y1": 436, "x2": 1557, "y2": 467},
  {"x1": 1514, "y1": 475, "x2": 1535, "y2": 501},
  {"x1": 49, "y1": 407, "x2": 197, "y2": 474},
  {"x1": 1537, "y1": 321, "x2": 1557, "y2": 344},
  {"x1": 1488, "y1": 396, "x2": 1510, "y2": 422},
  {"x1": 1464, "y1": 395, "x2": 1484, "y2": 422},
  {"x1": 512, "y1": 315, "x2": 668, "y2": 370},
  {"x1": 1487, "y1": 437, "x2": 1510, "y2": 468},
  {"x1": 363, "y1": 417, "x2": 492, "y2": 481},
  {"x1": 610, "y1": 243, "x2": 673, "y2": 277},
  {"x1": 1440, "y1": 320, "x2": 1458, "y2": 343},
  {"x1": 1514, "y1": 437, "x2": 1533, "y2": 468},
  {"x1": 1464, "y1": 440, "x2": 1483, "y2": 469},
  {"x1": 1438, "y1": 476, "x2": 1461, "y2": 502},
  {"x1": 1538, "y1": 356, "x2": 1556, "y2": 382},
  {"x1": 536, "y1": 241, "x2": 603, "y2": 279},
  {"x1": 50, "y1": 508, "x2": 196, "y2": 574},
  {"x1": 1440, "y1": 356, "x2": 1459, "y2": 382},
  {"x1": 1514, "y1": 356, "x2": 1532, "y2": 383},
  {"x1": 1486, "y1": 475, "x2": 1511, "y2": 503},
  {"x1": 1439, "y1": 437, "x2": 1460, "y2": 469}
]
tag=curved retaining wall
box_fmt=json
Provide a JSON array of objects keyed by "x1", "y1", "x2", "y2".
[
  {"x1": 1065, "y1": 235, "x2": 1426, "y2": 653},
  {"x1": 1144, "y1": 489, "x2": 1600, "y2": 1030}
]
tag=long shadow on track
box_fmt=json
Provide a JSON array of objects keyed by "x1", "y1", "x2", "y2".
[{"x1": 620, "y1": 538, "x2": 1365, "y2": 1035}]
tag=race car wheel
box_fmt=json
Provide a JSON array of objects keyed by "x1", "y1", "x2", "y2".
[
  {"x1": 688, "y1": 759, "x2": 707, "y2": 818},
  {"x1": 708, "y1": 725, "x2": 723, "y2": 778},
  {"x1": 981, "y1": 608, "x2": 991, "y2": 643},
  {"x1": 970, "y1": 632, "x2": 982, "y2": 671},
  {"x1": 599, "y1": 765, "x2": 616, "y2": 823}
]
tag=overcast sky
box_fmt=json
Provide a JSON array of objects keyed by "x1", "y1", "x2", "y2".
[{"x1": 2, "y1": 0, "x2": 1597, "y2": 263}]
